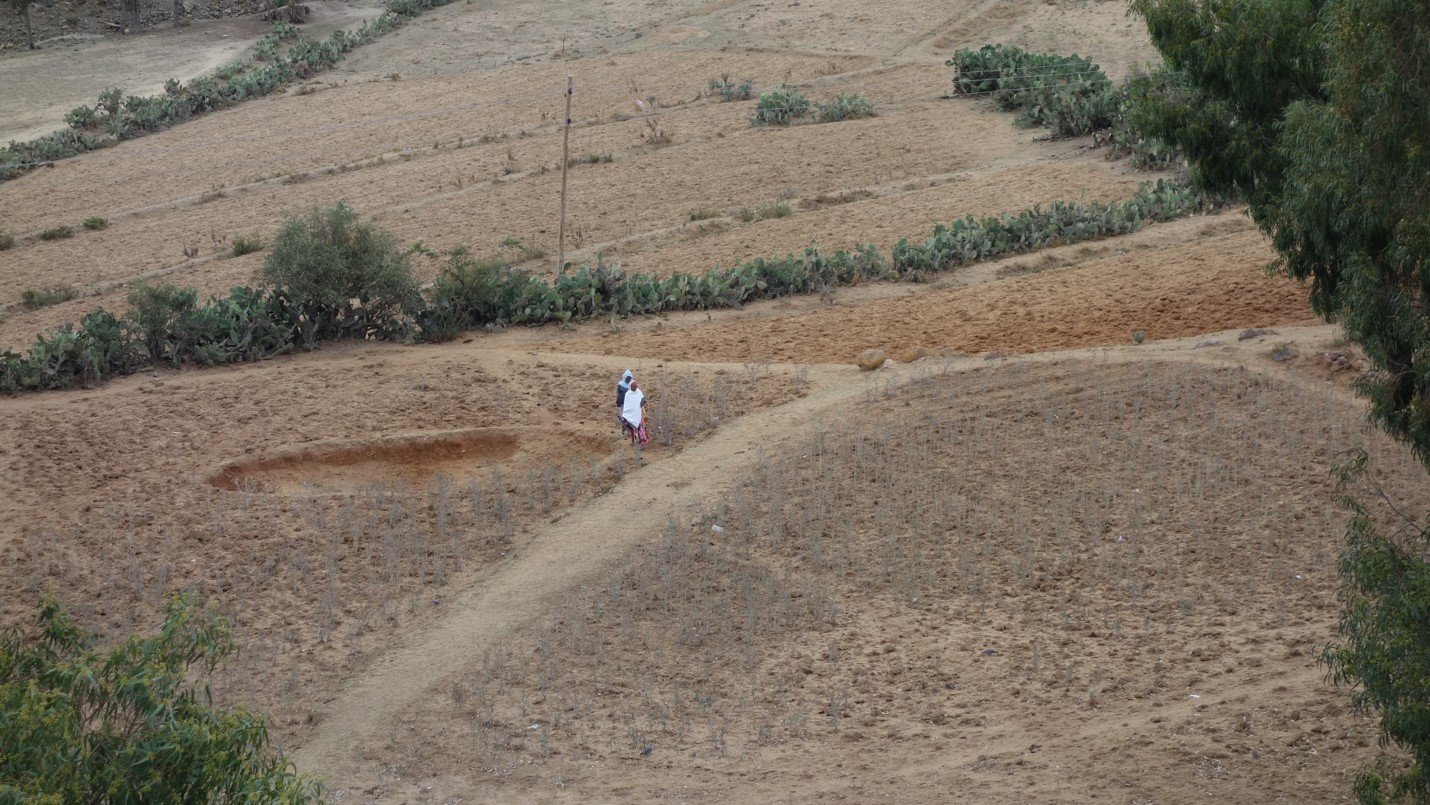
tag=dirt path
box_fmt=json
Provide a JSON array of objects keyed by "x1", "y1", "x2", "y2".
[
  {"x1": 293, "y1": 325, "x2": 1349, "y2": 786},
  {"x1": 291, "y1": 358, "x2": 878, "y2": 780}
]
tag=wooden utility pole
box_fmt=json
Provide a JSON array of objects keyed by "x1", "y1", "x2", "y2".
[{"x1": 556, "y1": 75, "x2": 573, "y2": 272}]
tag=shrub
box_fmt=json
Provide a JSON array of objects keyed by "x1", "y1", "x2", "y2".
[
  {"x1": 64, "y1": 105, "x2": 98, "y2": 130},
  {"x1": 0, "y1": 594, "x2": 322, "y2": 801},
  {"x1": 96, "y1": 87, "x2": 123, "y2": 117},
  {"x1": 38, "y1": 225, "x2": 73, "y2": 241},
  {"x1": 260, "y1": 202, "x2": 422, "y2": 338},
  {"x1": 1110, "y1": 68, "x2": 1191, "y2": 169},
  {"x1": 0, "y1": 231, "x2": 13, "y2": 251},
  {"x1": 81, "y1": 216, "x2": 107, "y2": 231},
  {"x1": 422, "y1": 179, "x2": 1208, "y2": 334},
  {"x1": 170, "y1": 286, "x2": 310, "y2": 366},
  {"x1": 736, "y1": 201, "x2": 794, "y2": 223},
  {"x1": 816, "y1": 93, "x2": 875, "y2": 123},
  {"x1": 0, "y1": 129, "x2": 105, "y2": 181},
  {"x1": 422, "y1": 247, "x2": 535, "y2": 339},
  {"x1": 568, "y1": 152, "x2": 613, "y2": 166},
  {"x1": 253, "y1": 36, "x2": 279, "y2": 62},
  {"x1": 688, "y1": 208, "x2": 722, "y2": 222},
  {"x1": 0, "y1": 308, "x2": 141, "y2": 392},
  {"x1": 20, "y1": 286, "x2": 78, "y2": 310},
  {"x1": 948, "y1": 45, "x2": 1180, "y2": 165},
  {"x1": 127, "y1": 284, "x2": 201, "y2": 366},
  {"x1": 709, "y1": 74, "x2": 755, "y2": 102},
  {"x1": 499, "y1": 236, "x2": 546, "y2": 261},
  {"x1": 1326, "y1": 453, "x2": 1430, "y2": 803},
  {"x1": 758, "y1": 201, "x2": 793, "y2": 219},
  {"x1": 949, "y1": 46, "x2": 1113, "y2": 133},
  {"x1": 948, "y1": 45, "x2": 1102, "y2": 98},
  {"x1": 750, "y1": 88, "x2": 810, "y2": 126},
  {"x1": 232, "y1": 233, "x2": 264, "y2": 256},
  {"x1": 4, "y1": 180, "x2": 1213, "y2": 392}
]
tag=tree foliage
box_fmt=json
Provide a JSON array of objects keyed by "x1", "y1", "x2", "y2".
[
  {"x1": 1132, "y1": 0, "x2": 1428, "y2": 460},
  {"x1": 0, "y1": 594, "x2": 322, "y2": 802},
  {"x1": 1328, "y1": 452, "x2": 1430, "y2": 803},
  {"x1": 260, "y1": 201, "x2": 423, "y2": 338},
  {"x1": 1132, "y1": 0, "x2": 1429, "y2": 799}
]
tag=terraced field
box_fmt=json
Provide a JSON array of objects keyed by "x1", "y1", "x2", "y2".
[{"x1": 0, "y1": 0, "x2": 1396, "y2": 801}]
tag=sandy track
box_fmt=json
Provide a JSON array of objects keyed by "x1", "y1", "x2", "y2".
[
  {"x1": 294, "y1": 324, "x2": 1348, "y2": 787},
  {"x1": 291, "y1": 359, "x2": 861, "y2": 779}
]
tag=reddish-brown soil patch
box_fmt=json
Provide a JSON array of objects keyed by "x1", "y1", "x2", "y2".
[
  {"x1": 207, "y1": 427, "x2": 611, "y2": 494},
  {"x1": 547, "y1": 228, "x2": 1315, "y2": 363}
]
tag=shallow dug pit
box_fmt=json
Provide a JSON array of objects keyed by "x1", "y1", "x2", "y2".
[{"x1": 207, "y1": 427, "x2": 611, "y2": 494}]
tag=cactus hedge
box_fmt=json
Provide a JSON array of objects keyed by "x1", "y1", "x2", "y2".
[
  {"x1": 2, "y1": 180, "x2": 1213, "y2": 394},
  {"x1": 948, "y1": 44, "x2": 1182, "y2": 169},
  {"x1": 0, "y1": 0, "x2": 455, "y2": 182}
]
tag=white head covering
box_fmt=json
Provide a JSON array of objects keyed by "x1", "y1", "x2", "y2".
[{"x1": 621, "y1": 369, "x2": 633, "y2": 383}]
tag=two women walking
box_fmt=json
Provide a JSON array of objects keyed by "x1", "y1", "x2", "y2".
[{"x1": 617, "y1": 369, "x2": 648, "y2": 445}]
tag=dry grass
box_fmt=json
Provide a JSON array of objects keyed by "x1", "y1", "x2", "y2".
[
  {"x1": 3, "y1": 366, "x2": 795, "y2": 743},
  {"x1": 369, "y1": 359, "x2": 1425, "y2": 800},
  {"x1": 800, "y1": 189, "x2": 876, "y2": 209}
]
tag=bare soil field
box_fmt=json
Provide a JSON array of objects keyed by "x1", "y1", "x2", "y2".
[
  {"x1": 0, "y1": 82, "x2": 1066, "y2": 323},
  {"x1": 545, "y1": 221, "x2": 1313, "y2": 363},
  {"x1": 348, "y1": 347, "x2": 1426, "y2": 802},
  {"x1": 0, "y1": 0, "x2": 1401, "y2": 800},
  {"x1": 0, "y1": 341, "x2": 801, "y2": 742}
]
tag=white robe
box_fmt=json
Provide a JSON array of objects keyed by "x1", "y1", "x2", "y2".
[{"x1": 621, "y1": 387, "x2": 645, "y2": 428}]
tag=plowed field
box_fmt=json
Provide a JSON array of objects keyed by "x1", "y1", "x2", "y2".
[{"x1": 0, "y1": 0, "x2": 1395, "y2": 801}]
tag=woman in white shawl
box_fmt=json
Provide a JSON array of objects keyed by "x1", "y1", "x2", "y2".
[{"x1": 621, "y1": 379, "x2": 649, "y2": 445}]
